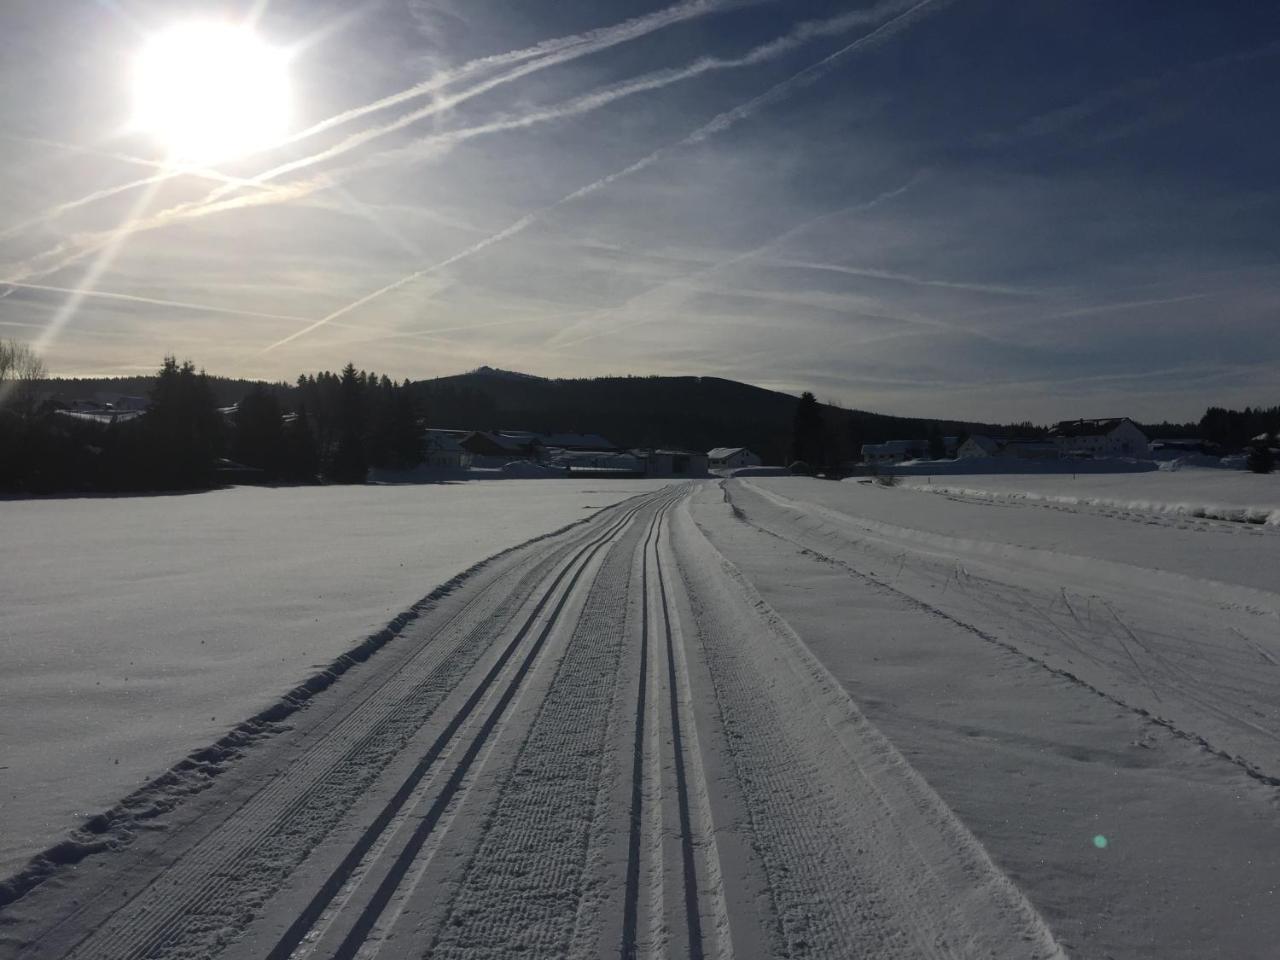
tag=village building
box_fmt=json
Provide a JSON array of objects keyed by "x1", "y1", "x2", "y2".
[
  {"x1": 957, "y1": 435, "x2": 1000, "y2": 458},
  {"x1": 707, "y1": 447, "x2": 762, "y2": 470},
  {"x1": 423, "y1": 430, "x2": 472, "y2": 469},
  {"x1": 460, "y1": 431, "x2": 535, "y2": 465},
  {"x1": 1048, "y1": 418, "x2": 1149, "y2": 459},
  {"x1": 860, "y1": 440, "x2": 926, "y2": 464}
]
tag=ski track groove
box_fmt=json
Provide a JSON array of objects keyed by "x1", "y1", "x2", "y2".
[
  {"x1": 279, "y1": 492, "x2": 666, "y2": 960},
  {"x1": 423, "y1": 494, "x2": 678, "y2": 959},
  {"x1": 49, "y1": 491, "x2": 661, "y2": 960}
]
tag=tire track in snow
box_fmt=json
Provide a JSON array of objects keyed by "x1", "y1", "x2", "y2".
[{"x1": 37, "y1": 491, "x2": 663, "y2": 960}]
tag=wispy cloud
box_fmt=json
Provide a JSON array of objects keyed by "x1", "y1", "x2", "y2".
[
  {"x1": 2, "y1": 280, "x2": 315, "y2": 322},
  {"x1": 262, "y1": 0, "x2": 954, "y2": 352},
  {"x1": 3, "y1": 0, "x2": 930, "y2": 290}
]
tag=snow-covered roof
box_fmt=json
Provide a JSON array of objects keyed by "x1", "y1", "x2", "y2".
[
  {"x1": 54, "y1": 408, "x2": 146, "y2": 424},
  {"x1": 708, "y1": 447, "x2": 749, "y2": 460},
  {"x1": 537, "y1": 432, "x2": 615, "y2": 450},
  {"x1": 425, "y1": 430, "x2": 466, "y2": 453},
  {"x1": 1049, "y1": 418, "x2": 1139, "y2": 439}
]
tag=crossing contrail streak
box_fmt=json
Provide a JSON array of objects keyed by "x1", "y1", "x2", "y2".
[
  {"x1": 10, "y1": 0, "x2": 747, "y2": 240},
  {"x1": 1, "y1": 281, "x2": 314, "y2": 322},
  {"x1": 262, "y1": 0, "x2": 953, "y2": 352},
  {"x1": 4, "y1": 0, "x2": 918, "y2": 288},
  {"x1": 237, "y1": 0, "x2": 910, "y2": 191},
  {"x1": 548, "y1": 179, "x2": 925, "y2": 350}
]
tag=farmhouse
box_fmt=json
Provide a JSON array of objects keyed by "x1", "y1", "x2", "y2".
[
  {"x1": 423, "y1": 430, "x2": 472, "y2": 469},
  {"x1": 1048, "y1": 418, "x2": 1149, "y2": 459},
  {"x1": 707, "y1": 447, "x2": 762, "y2": 470},
  {"x1": 957, "y1": 435, "x2": 1000, "y2": 458},
  {"x1": 643, "y1": 449, "x2": 709, "y2": 477},
  {"x1": 860, "y1": 440, "x2": 926, "y2": 464},
  {"x1": 460, "y1": 431, "x2": 535, "y2": 464}
]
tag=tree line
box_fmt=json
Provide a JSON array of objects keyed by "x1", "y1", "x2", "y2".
[{"x1": 0, "y1": 346, "x2": 425, "y2": 494}]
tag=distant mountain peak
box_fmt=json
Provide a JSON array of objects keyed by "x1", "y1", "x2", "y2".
[{"x1": 469, "y1": 366, "x2": 548, "y2": 382}]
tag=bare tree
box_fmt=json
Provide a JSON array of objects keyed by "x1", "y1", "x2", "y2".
[{"x1": 0, "y1": 339, "x2": 47, "y2": 417}]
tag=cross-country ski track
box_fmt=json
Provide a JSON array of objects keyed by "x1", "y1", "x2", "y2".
[{"x1": 6, "y1": 477, "x2": 1280, "y2": 958}]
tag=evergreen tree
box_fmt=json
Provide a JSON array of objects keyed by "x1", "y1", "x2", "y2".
[
  {"x1": 144, "y1": 357, "x2": 222, "y2": 489},
  {"x1": 232, "y1": 386, "x2": 285, "y2": 477},
  {"x1": 282, "y1": 404, "x2": 320, "y2": 482},
  {"x1": 329, "y1": 363, "x2": 368, "y2": 482},
  {"x1": 927, "y1": 425, "x2": 945, "y2": 460},
  {"x1": 790, "y1": 391, "x2": 824, "y2": 467},
  {"x1": 1247, "y1": 439, "x2": 1275, "y2": 474}
]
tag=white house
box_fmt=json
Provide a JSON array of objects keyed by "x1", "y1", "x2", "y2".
[
  {"x1": 957, "y1": 435, "x2": 1000, "y2": 458},
  {"x1": 707, "y1": 447, "x2": 762, "y2": 470},
  {"x1": 424, "y1": 430, "x2": 472, "y2": 469},
  {"x1": 860, "y1": 440, "x2": 926, "y2": 464},
  {"x1": 1048, "y1": 418, "x2": 1149, "y2": 459}
]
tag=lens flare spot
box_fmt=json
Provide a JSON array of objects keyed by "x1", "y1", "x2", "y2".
[{"x1": 1093, "y1": 834, "x2": 1109, "y2": 849}]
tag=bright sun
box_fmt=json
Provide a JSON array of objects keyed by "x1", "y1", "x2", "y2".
[{"x1": 132, "y1": 22, "x2": 289, "y2": 165}]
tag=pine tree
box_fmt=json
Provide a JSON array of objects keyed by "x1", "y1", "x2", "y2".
[
  {"x1": 790, "y1": 391, "x2": 824, "y2": 468},
  {"x1": 329, "y1": 363, "x2": 368, "y2": 483},
  {"x1": 233, "y1": 386, "x2": 285, "y2": 477},
  {"x1": 145, "y1": 357, "x2": 222, "y2": 489},
  {"x1": 1247, "y1": 440, "x2": 1275, "y2": 474},
  {"x1": 283, "y1": 404, "x2": 320, "y2": 482}
]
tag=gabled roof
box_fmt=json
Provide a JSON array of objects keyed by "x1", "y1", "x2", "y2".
[
  {"x1": 425, "y1": 429, "x2": 466, "y2": 453},
  {"x1": 1048, "y1": 417, "x2": 1136, "y2": 438},
  {"x1": 708, "y1": 447, "x2": 749, "y2": 460},
  {"x1": 537, "y1": 432, "x2": 615, "y2": 450}
]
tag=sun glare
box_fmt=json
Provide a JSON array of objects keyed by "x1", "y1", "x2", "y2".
[{"x1": 132, "y1": 22, "x2": 289, "y2": 165}]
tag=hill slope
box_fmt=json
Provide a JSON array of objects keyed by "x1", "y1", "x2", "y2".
[{"x1": 412, "y1": 370, "x2": 1008, "y2": 463}]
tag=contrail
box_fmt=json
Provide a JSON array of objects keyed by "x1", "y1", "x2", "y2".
[
  {"x1": 280, "y1": 0, "x2": 757, "y2": 147},
  {"x1": 763, "y1": 260, "x2": 1037, "y2": 296},
  {"x1": 13, "y1": 0, "x2": 749, "y2": 239},
  {"x1": 242, "y1": 0, "x2": 912, "y2": 190},
  {"x1": 30, "y1": 176, "x2": 167, "y2": 359},
  {"x1": 1, "y1": 280, "x2": 316, "y2": 322},
  {"x1": 263, "y1": 0, "x2": 952, "y2": 351},
  {"x1": 0, "y1": 144, "x2": 274, "y2": 241},
  {"x1": 548, "y1": 179, "x2": 925, "y2": 350},
  {"x1": 4, "y1": 1, "x2": 912, "y2": 290}
]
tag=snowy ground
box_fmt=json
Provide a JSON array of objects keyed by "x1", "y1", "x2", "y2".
[
  {"x1": 4, "y1": 477, "x2": 1279, "y2": 958},
  {"x1": 894, "y1": 465, "x2": 1280, "y2": 525},
  {"x1": 709, "y1": 477, "x2": 1280, "y2": 957},
  {"x1": 0, "y1": 480, "x2": 671, "y2": 875}
]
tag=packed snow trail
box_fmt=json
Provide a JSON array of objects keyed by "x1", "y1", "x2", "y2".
[{"x1": 0, "y1": 484, "x2": 1062, "y2": 960}]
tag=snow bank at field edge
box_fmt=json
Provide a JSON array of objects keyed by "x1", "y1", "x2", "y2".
[{"x1": 904, "y1": 482, "x2": 1280, "y2": 526}]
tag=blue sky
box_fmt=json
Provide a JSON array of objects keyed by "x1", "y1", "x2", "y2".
[{"x1": 1, "y1": 0, "x2": 1277, "y2": 422}]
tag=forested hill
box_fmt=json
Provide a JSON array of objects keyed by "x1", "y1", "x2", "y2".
[
  {"x1": 40, "y1": 368, "x2": 1012, "y2": 463},
  {"x1": 38, "y1": 375, "x2": 291, "y2": 408},
  {"x1": 411, "y1": 370, "x2": 1009, "y2": 463}
]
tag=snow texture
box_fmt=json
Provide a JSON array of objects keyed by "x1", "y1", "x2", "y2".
[{"x1": 0, "y1": 480, "x2": 670, "y2": 875}]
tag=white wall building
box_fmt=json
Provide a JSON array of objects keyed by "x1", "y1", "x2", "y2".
[
  {"x1": 957, "y1": 435, "x2": 1000, "y2": 458},
  {"x1": 707, "y1": 447, "x2": 762, "y2": 470},
  {"x1": 1048, "y1": 418, "x2": 1149, "y2": 459}
]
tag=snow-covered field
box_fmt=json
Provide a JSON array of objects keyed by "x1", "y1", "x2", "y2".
[
  {"x1": 0, "y1": 480, "x2": 670, "y2": 875},
  {"x1": 5, "y1": 476, "x2": 1280, "y2": 958},
  {"x1": 895, "y1": 464, "x2": 1280, "y2": 524}
]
